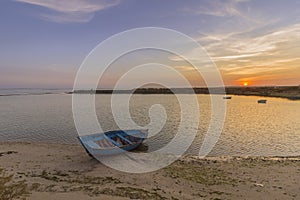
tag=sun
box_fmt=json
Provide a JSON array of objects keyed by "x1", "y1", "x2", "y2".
[{"x1": 243, "y1": 82, "x2": 248, "y2": 86}]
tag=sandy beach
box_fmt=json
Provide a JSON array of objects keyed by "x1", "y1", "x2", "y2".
[{"x1": 0, "y1": 142, "x2": 299, "y2": 200}]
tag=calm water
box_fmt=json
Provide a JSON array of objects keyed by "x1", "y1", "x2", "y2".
[{"x1": 0, "y1": 91, "x2": 299, "y2": 156}]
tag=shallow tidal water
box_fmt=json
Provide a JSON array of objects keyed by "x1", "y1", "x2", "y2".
[{"x1": 0, "y1": 91, "x2": 299, "y2": 157}]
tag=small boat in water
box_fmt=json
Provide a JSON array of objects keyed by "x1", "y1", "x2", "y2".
[
  {"x1": 78, "y1": 129, "x2": 147, "y2": 157},
  {"x1": 257, "y1": 99, "x2": 267, "y2": 104},
  {"x1": 223, "y1": 96, "x2": 232, "y2": 100}
]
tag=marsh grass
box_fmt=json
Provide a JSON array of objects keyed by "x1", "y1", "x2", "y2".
[
  {"x1": 100, "y1": 186, "x2": 168, "y2": 200},
  {"x1": 165, "y1": 162, "x2": 237, "y2": 186},
  {"x1": 30, "y1": 170, "x2": 121, "y2": 184},
  {"x1": 0, "y1": 169, "x2": 28, "y2": 199}
]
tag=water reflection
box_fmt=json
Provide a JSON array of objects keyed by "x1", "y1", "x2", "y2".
[{"x1": 0, "y1": 94, "x2": 299, "y2": 156}]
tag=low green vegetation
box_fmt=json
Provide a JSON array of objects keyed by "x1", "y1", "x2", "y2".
[
  {"x1": 30, "y1": 170, "x2": 121, "y2": 185},
  {"x1": 100, "y1": 186, "x2": 168, "y2": 200},
  {"x1": 0, "y1": 169, "x2": 27, "y2": 199},
  {"x1": 165, "y1": 162, "x2": 237, "y2": 186},
  {"x1": 27, "y1": 170, "x2": 169, "y2": 199}
]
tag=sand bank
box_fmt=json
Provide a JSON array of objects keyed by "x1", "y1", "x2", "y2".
[{"x1": 0, "y1": 142, "x2": 299, "y2": 199}]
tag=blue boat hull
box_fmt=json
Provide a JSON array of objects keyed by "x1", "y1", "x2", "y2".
[{"x1": 78, "y1": 129, "x2": 147, "y2": 157}]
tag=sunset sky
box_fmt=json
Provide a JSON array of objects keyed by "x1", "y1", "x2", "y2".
[{"x1": 1, "y1": 0, "x2": 300, "y2": 88}]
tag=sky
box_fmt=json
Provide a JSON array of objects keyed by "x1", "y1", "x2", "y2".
[{"x1": 0, "y1": 0, "x2": 300, "y2": 88}]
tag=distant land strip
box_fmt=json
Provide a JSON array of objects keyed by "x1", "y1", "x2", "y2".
[{"x1": 70, "y1": 86, "x2": 300, "y2": 100}]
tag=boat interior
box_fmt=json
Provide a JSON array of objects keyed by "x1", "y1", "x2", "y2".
[{"x1": 82, "y1": 131, "x2": 144, "y2": 149}]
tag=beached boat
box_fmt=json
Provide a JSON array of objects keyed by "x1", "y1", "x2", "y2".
[
  {"x1": 223, "y1": 96, "x2": 232, "y2": 100},
  {"x1": 258, "y1": 99, "x2": 267, "y2": 104},
  {"x1": 78, "y1": 129, "x2": 147, "y2": 157}
]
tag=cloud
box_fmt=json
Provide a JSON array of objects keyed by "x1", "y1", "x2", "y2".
[
  {"x1": 170, "y1": 22, "x2": 300, "y2": 85},
  {"x1": 171, "y1": 23, "x2": 300, "y2": 65},
  {"x1": 206, "y1": 23, "x2": 300, "y2": 61},
  {"x1": 221, "y1": 58, "x2": 300, "y2": 74},
  {"x1": 222, "y1": 66, "x2": 286, "y2": 75},
  {"x1": 213, "y1": 53, "x2": 261, "y2": 61},
  {"x1": 216, "y1": 32, "x2": 300, "y2": 79},
  {"x1": 174, "y1": 65, "x2": 196, "y2": 72},
  {"x1": 182, "y1": 0, "x2": 253, "y2": 18},
  {"x1": 15, "y1": 0, "x2": 121, "y2": 23}
]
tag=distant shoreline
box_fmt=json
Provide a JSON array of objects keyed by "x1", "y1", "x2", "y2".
[{"x1": 71, "y1": 86, "x2": 300, "y2": 100}]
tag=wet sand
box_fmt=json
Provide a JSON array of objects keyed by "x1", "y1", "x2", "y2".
[{"x1": 0, "y1": 142, "x2": 299, "y2": 200}]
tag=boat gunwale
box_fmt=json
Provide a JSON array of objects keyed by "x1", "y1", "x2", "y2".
[
  {"x1": 77, "y1": 129, "x2": 148, "y2": 139},
  {"x1": 77, "y1": 129, "x2": 148, "y2": 151}
]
